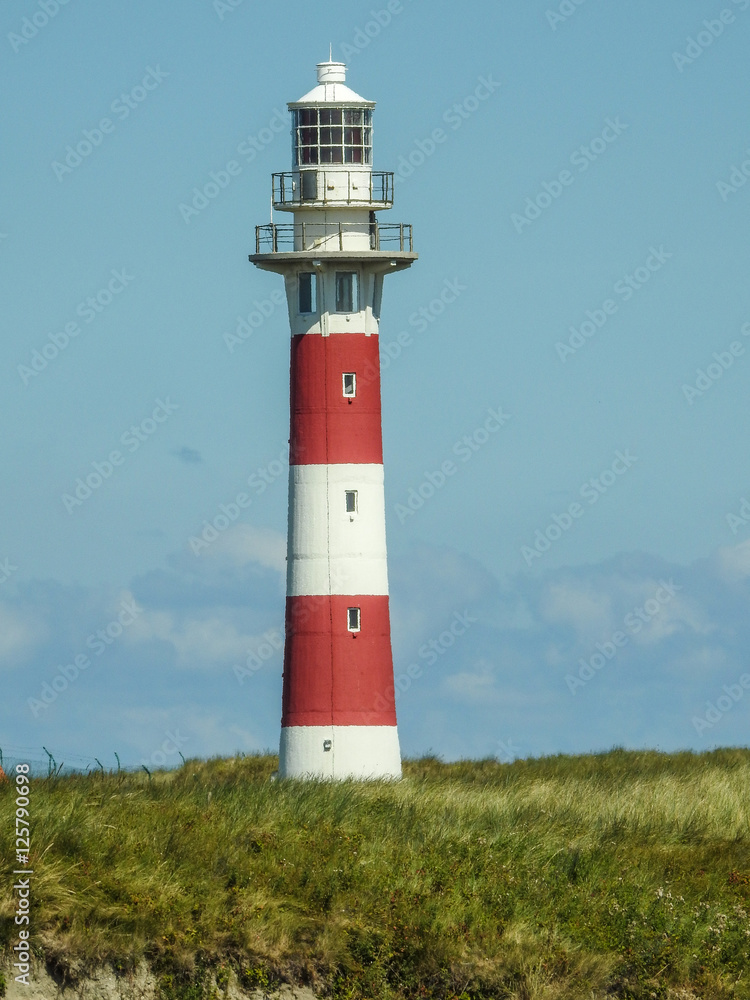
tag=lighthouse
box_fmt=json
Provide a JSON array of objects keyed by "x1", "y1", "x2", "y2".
[{"x1": 249, "y1": 59, "x2": 416, "y2": 779}]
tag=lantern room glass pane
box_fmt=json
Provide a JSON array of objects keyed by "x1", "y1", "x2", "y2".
[
  {"x1": 293, "y1": 107, "x2": 374, "y2": 169},
  {"x1": 320, "y1": 126, "x2": 343, "y2": 145}
]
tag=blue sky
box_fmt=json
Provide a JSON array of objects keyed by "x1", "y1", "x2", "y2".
[{"x1": 2, "y1": 0, "x2": 750, "y2": 771}]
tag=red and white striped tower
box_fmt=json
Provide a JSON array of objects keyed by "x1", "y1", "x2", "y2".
[{"x1": 249, "y1": 59, "x2": 416, "y2": 779}]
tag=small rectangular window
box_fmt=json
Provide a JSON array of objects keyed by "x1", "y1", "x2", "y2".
[
  {"x1": 347, "y1": 607, "x2": 361, "y2": 632},
  {"x1": 345, "y1": 490, "x2": 357, "y2": 513},
  {"x1": 342, "y1": 373, "x2": 356, "y2": 397},
  {"x1": 298, "y1": 273, "x2": 316, "y2": 314},
  {"x1": 335, "y1": 271, "x2": 358, "y2": 313}
]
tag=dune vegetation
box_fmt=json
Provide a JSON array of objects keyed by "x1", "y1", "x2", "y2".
[{"x1": 1, "y1": 748, "x2": 749, "y2": 999}]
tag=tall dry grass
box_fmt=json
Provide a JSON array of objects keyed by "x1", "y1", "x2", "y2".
[{"x1": 1, "y1": 749, "x2": 749, "y2": 999}]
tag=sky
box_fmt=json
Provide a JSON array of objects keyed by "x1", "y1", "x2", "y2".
[{"x1": 2, "y1": 0, "x2": 750, "y2": 772}]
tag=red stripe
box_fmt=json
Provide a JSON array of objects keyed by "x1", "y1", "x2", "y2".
[
  {"x1": 290, "y1": 333, "x2": 383, "y2": 465},
  {"x1": 282, "y1": 594, "x2": 397, "y2": 727}
]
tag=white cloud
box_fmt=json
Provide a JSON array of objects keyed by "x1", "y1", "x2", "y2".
[
  {"x1": 539, "y1": 581, "x2": 614, "y2": 637},
  {"x1": 127, "y1": 608, "x2": 279, "y2": 670},
  {"x1": 4, "y1": 531, "x2": 750, "y2": 763},
  {"x1": 442, "y1": 659, "x2": 499, "y2": 703},
  {"x1": 202, "y1": 524, "x2": 286, "y2": 573},
  {"x1": 0, "y1": 603, "x2": 46, "y2": 665},
  {"x1": 713, "y1": 540, "x2": 750, "y2": 583}
]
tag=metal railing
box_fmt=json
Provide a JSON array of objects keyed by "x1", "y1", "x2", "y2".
[
  {"x1": 254, "y1": 222, "x2": 414, "y2": 254},
  {"x1": 272, "y1": 170, "x2": 394, "y2": 206}
]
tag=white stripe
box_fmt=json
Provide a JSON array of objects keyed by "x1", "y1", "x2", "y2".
[
  {"x1": 287, "y1": 463, "x2": 389, "y2": 597},
  {"x1": 279, "y1": 725, "x2": 401, "y2": 780}
]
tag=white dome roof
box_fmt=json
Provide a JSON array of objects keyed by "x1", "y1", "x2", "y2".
[{"x1": 288, "y1": 61, "x2": 375, "y2": 108}]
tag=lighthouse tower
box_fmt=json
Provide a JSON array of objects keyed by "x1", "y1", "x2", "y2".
[{"x1": 249, "y1": 59, "x2": 416, "y2": 779}]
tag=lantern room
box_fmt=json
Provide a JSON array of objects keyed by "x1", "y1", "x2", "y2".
[{"x1": 272, "y1": 61, "x2": 392, "y2": 211}]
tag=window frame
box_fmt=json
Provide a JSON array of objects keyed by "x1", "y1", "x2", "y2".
[
  {"x1": 345, "y1": 490, "x2": 358, "y2": 514},
  {"x1": 298, "y1": 272, "x2": 317, "y2": 314},
  {"x1": 335, "y1": 271, "x2": 358, "y2": 313},
  {"x1": 342, "y1": 372, "x2": 357, "y2": 397},
  {"x1": 347, "y1": 607, "x2": 361, "y2": 632}
]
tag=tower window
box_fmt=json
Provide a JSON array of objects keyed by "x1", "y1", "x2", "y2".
[
  {"x1": 342, "y1": 373, "x2": 356, "y2": 397},
  {"x1": 345, "y1": 490, "x2": 358, "y2": 513},
  {"x1": 293, "y1": 107, "x2": 372, "y2": 166},
  {"x1": 298, "y1": 272, "x2": 316, "y2": 314},
  {"x1": 335, "y1": 272, "x2": 358, "y2": 312},
  {"x1": 347, "y1": 607, "x2": 361, "y2": 632}
]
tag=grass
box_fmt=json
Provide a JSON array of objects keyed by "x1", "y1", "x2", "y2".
[{"x1": 1, "y1": 748, "x2": 750, "y2": 999}]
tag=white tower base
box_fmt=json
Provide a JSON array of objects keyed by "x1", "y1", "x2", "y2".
[{"x1": 279, "y1": 725, "x2": 401, "y2": 780}]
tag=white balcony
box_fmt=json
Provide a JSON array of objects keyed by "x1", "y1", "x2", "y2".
[
  {"x1": 254, "y1": 221, "x2": 413, "y2": 254},
  {"x1": 272, "y1": 170, "x2": 394, "y2": 210}
]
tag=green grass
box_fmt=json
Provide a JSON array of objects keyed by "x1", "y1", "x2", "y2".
[{"x1": 2, "y1": 749, "x2": 750, "y2": 999}]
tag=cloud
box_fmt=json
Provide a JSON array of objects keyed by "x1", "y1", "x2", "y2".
[
  {"x1": 0, "y1": 603, "x2": 45, "y2": 664},
  {"x1": 713, "y1": 540, "x2": 750, "y2": 583},
  {"x1": 442, "y1": 658, "x2": 500, "y2": 703},
  {"x1": 173, "y1": 446, "x2": 203, "y2": 464},
  {"x1": 204, "y1": 524, "x2": 286, "y2": 573},
  {"x1": 539, "y1": 581, "x2": 614, "y2": 637},
  {"x1": 3, "y1": 534, "x2": 750, "y2": 766},
  {"x1": 126, "y1": 609, "x2": 279, "y2": 671}
]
